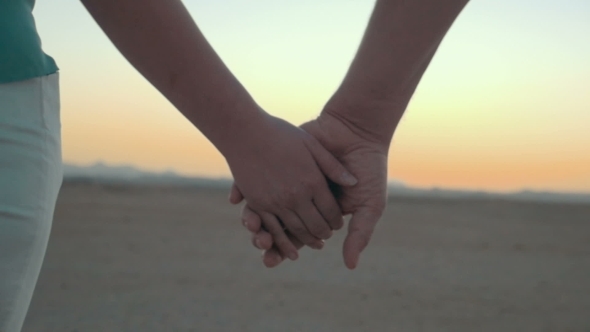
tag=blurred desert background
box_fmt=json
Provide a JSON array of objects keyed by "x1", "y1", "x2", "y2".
[
  {"x1": 22, "y1": 0, "x2": 590, "y2": 330},
  {"x1": 21, "y1": 166, "x2": 590, "y2": 332}
]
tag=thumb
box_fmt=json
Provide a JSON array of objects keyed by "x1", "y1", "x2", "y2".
[
  {"x1": 305, "y1": 137, "x2": 357, "y2": 187},
  {"x1": 229, "y1": 182, "x2": 244, "y2": 204},
  {"x1": 342, "y1": 208, "x2": 381, "y2": 270}
]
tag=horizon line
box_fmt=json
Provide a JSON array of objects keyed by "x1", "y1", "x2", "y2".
[{"x1": 63, "y1": 161, "x2": 590, "y2": 197}]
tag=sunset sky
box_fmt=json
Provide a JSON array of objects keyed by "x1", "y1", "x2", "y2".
[{"x1": 33, "y1": 0, "x2": 590, "y2": 192}]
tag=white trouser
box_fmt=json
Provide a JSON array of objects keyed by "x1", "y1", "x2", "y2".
[{"x1": 0, "y1": 73, "x2": 62, "y2": 332}]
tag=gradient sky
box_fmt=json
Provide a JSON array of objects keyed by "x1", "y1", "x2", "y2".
[{"x1": 32, "y1": 0, "x2": 590, "y2": 192}]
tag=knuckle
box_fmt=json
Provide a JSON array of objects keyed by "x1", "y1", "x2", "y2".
[
  {"x1": 302, "y1": 237, "x2": 320, "y2": 247},
  {"x1": 348, "y1": 223, "x2": 363, "y2": 235},
  {"x1": 331, "y1": 217, "x2": 344, "y2": 230},
  {"x1": 330, "y1": 206, "x2": 343, "y2": 219},
  {"x1": 266, "y1": 225, "x2": 283, "y2": 237},
  {"x1": 371, "y1": 206, "x2": 386, "y2": 219},
  {"x1": 328, "y1": 208, "x2": 343, "y2": 224},
  {"x1": 262, "y1": 195, "x2": 281, "y2": 211},
  {"x1": 277, "y1": 187, "x2": 301, "y2": 208},
  {"x1": 320, "y1": 230, "x2": 333, "y2": 240},
  {"x1": 288, "y1": 223, "x2": 308, "y2": 236},
  {"x1": 324, "y1": 161, "x2": 341, "y2": 176},
  {"x1": 252, "y1": 198, "x2": 274, "y2": 211},
  {"x1": 349, "y1": 224, "x2": 374, "y2": 242},
  {"x1": 262, "y1": 220, "x2": 281, "y2": 235},
  {"x1": 274, "y1": 236, "x2": 291, "y2": 249},
  {"x1": 313, "y1": 227, "x2": 332, "y2": 240},
  {"x1": 302, "y1": 134, "x2": 317, "y2": 147},
  {"x1": 243, "y1": 211, "x2": 257, "y2": 224},
  {"x1": 309, "y1": 223, "x2": 331, "y2": 239},
  {"x1": 297, "y1": 232, "x2": 321, "y2": 247},
  {"x1": 300, "y1": 180, "x2": 317, "y2": 195}
]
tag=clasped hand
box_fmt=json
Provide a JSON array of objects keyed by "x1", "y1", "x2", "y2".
[{"x1": 226, "y1": 108, "x2": 389, "y2": 270}]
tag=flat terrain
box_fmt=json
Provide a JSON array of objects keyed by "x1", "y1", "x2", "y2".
[{"x1": 24, "y1": 183, "x2": 590, "y2": 331}]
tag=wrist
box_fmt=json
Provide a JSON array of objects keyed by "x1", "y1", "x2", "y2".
[
  {"x1": 321, "y1": 88, "x2": 409, "y2": 149},
  {"x1": 215, "y1": 108, "x2": 270, "y2": 160},
  {"x1": 192, "y1": 88, "x2": 268, "y2": 159}
]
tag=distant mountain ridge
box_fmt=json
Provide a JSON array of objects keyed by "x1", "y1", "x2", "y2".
[
  {"x1": 63, "y1": 162, "x2": 590, "y2": 204},
  {"x1": 63, "y1": 162, "x2": 233, "y2": 188},
  {"x1": 64, "y1": 162, "x2": 180, "y2": 180}
]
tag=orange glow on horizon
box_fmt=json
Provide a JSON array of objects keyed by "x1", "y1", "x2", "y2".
[{"x1": 40, "y1": 0, "x2": 589, "y2": 192}]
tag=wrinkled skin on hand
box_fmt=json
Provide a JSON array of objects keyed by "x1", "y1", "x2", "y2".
[
  {"x1": 227, "y1": 114, "x2": 358, "y2": 261},
  {"x1": 236, "y1": 112, "x2": 390, "y2": 269}
]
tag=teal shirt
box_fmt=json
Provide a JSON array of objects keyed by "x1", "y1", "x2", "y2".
[{"x1": 0, "y1": 0, "x2": 58, "y2": 84}]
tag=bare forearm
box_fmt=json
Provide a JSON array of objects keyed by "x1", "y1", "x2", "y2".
[
  {"x1": 325, "y1": 0, "x2": 469, "y2": 146},
  {"x1": 81, "y1": 0, "x2": 262, "y2": 155}
]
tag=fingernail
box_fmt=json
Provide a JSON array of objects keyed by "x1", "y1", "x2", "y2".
[
  {"x1": 342, "y1": 172, "x2": 358, "y2": 186},
  {"x1": 288, "y1": 252, "x2": 298, "y2": 261},
  {"x1": 255, "y1": 239, "x2": 262, "y2": 248},
  {"x1": 243, "y1": 219, "x2": 249, "y2": 228}
]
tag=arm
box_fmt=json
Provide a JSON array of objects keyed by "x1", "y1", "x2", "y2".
[
  {"x1": 239, "y1": 0, "x2": 470, "y2": 269},
  {"x1": 321, "y1": 0, "x2": 470, "y2": 269},
  {"x1": 325, "y1": 0, "x2": 470, "y2": 147},
  {"x1": 80, "y1": 0, "x2": 259, "y2": 154},
  {"x1": 81, "y1": 0, "x2": 359, "y2": 257},
  {"x1": 322, "y1": 0, "x2": 470, "y2": 268}
]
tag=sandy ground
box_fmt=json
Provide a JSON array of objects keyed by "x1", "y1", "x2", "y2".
[{"x1": 23, "y1": 183, "x2": 590, "y2": 332}]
